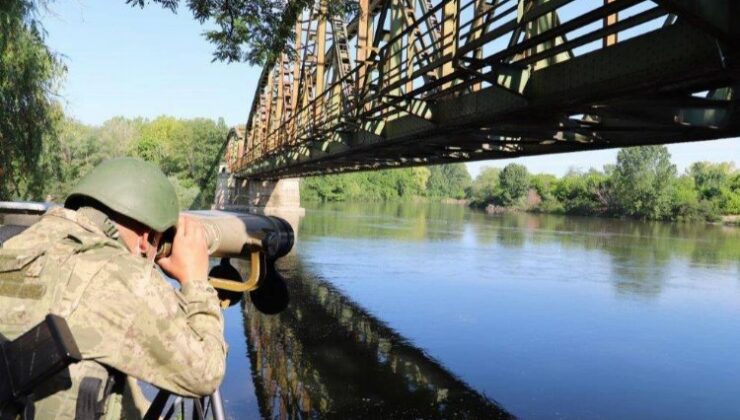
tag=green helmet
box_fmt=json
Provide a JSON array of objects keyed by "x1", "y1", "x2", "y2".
[{"x1": 65, "y1": 157, "x2": 179, "y2": 232}]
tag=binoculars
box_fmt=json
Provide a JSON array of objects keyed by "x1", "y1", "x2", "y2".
[{"x1": 171, "y1": 211, "x2": 295, "y2": 312}]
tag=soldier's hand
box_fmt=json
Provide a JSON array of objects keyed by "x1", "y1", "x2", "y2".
[{"x1": 157, "y1": 215, "x2": 209, "y2": 285}]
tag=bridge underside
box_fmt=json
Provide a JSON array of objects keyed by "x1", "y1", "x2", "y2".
[{"x1": 228, "y1": 0, "x2": 740, "y2": 179}]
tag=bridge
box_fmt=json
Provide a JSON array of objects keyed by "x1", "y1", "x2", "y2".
[{"x1": 223, "y1": 0, "x2": 738, "y2": 183}]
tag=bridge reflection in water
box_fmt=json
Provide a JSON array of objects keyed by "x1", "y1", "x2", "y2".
[{"x1": 237, "y1": 254, "x2": 512, "y2": 419}]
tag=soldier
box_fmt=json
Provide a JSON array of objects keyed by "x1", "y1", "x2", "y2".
[{"x1": 0, "y1": 158, "x2": 226, "y2": 419}]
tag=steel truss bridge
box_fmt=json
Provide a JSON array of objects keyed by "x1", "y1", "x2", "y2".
[{"x1": 226, "y1": 0, "x2": 740, "y2": 179}]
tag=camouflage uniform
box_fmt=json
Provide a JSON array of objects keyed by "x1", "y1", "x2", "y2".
[{"x1": 0, "y1": 207, "x2": 227, "y2": 419}]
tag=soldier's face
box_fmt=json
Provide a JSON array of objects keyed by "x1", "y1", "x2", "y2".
[{"x1": 117, "y1": 222, "x2": 155, "y2": 259}]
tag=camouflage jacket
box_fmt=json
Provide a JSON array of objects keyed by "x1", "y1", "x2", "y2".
[{"x1": 0, "y1": 207, "x2": 226, "y2": 419}]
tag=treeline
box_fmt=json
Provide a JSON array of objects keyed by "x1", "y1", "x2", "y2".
[
  {"x1": 301, "y1": 163, "x2": 472, "y2": 202},
  {"x1": 22, "y1": 116, "x2": 228, "y2": 209},
  {"x1": 471, "y1": 146, "x2": 740, "y2": 222},
  {"x1": 0, "y1": 3, "x2": 227, "y2": 209},
  {"x1": 303, "y1": 146, "x2": 740, "y2": 222}
]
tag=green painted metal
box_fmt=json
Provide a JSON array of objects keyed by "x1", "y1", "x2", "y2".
[{"x1": 225, "y1": 0, "x2": 740, "y2": 180}]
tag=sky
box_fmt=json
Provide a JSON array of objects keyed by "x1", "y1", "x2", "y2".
[{"x1": 42, "y1": 1, "x2": 738, "y2": 178}]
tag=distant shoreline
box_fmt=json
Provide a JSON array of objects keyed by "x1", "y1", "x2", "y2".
[{"x1": 474, "y1": 202, "x2": 740, "y2": 226}]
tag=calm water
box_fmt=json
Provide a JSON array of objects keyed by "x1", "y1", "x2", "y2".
[{"x1": 218, "y1": 202, "x2": 740, "y2": 419}]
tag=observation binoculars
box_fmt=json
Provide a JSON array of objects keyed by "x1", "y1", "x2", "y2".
[{"x1": 157, "y1": 210, "x2": 295, "y2": 310}]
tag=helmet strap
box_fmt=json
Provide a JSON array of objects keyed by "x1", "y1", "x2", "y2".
[{"x1": 77, "y1": 206, "x2": 120, "y2": 241}]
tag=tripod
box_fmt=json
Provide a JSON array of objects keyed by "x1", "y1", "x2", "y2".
[{"x1": 144, "y1": 388, "x2": 226, "y2": 420}]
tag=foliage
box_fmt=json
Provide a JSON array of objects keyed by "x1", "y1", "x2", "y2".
[
  {"x1": 301, "y1": 166, "x2": 433, "y2": 202},
  {"x1": 305, "y1": 144, "x2": 737, "y2": 224},
  {"x1": 553, "y1": 169, "x2": 612, "y2": 216},
  {"x1": 498, "y1": 163, "x2": 529, "y2": 206},
  {"x1": 301, "y1": 164, "x2": 469, "y2": 202},
  {"x1": 127, "y1": 0, "x2": 351, "y2": 65},
  {"x1": 528, "y1": 173, "x2": 561, "y2": 212},
  {"x1": 670, "y1": 175, "x2": 719, "y2": 222},
  {"x1": 689, "y1": 161, "x2": 733, "y2": 200},
  {"x1": 687, "y1": 161, "x2": 740, "y2": 215},
  {"x1": 426, "y1": 164, "x2": 472, "y2": 199},
  {"x1": 611, "y1": 146, "x2": 676, "y2": 220},
  {"x1": 469, "y1": 167, "x2": 501, "y2": 206},
  {"x1": 0, "y1": 0, "x2": 65, "y2": 200},
  {"x1": 43, "y1": 116, "x2": 228, "y2": 210},
  {"x1": 468, "y1": 146, "x2": 737, "y2": 223}
]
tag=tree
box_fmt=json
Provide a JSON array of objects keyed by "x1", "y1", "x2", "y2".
[
  {"x1": 426, "y1": 163, "x2": 472, "y2": 199},
  {"x1": 529, "y1": 173, "x2": 562, "y2": 212},
  {"x1": 612, "y1": 146, "x2": 676, "y2": 219},
  {"x1": 726, "y1": 173, "x2": 740, "y2": 214},
  {"x1": 689, "y1": 161, "x2": 734, "y2": 200},
  {"x1": 470, "y1": 167, "x2": 501, "y2": 205},
  {"x1": 498, "y1": 163, "x2": 529, "y2": 205},
  {"x1": 553, "y1": 169, "x2": 611, "y2": 215},
  {"x1": 41, "y1": 116, "x2": 228, "y2": 209},
  {"x1": 127, "y1": 0, "x2": 343, "y2": 64},
  {"x1": 0, "y1": 1, "x2": 65, "y2": 200}
]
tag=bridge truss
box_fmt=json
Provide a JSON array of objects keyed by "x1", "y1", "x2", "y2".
[{"x1": 227, "y1": 0, "x2": 740, "y2": 179}]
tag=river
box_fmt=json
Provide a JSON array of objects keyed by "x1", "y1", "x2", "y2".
[{"x1": 217, "y1": 202, "x2": 740, "y2": 419}]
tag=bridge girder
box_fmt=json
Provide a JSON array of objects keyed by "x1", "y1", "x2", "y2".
[{"x1": 226, "y1": 0, "x2": 740, "y2": 179}]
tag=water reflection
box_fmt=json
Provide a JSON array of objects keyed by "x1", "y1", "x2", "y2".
[
  {"x1": 301, "y1": 204, "x2": 739, "y2": 299},
  {"x1": 301, "y1": 202, "x2": 468, "y2": 242},
  {"x1": 225, "y1": 203, "x2": 740, "y2": 419},
  {"x1": 241, "y1": 254, "x2": 512, "y2": 419},
  {"x1": 468, "y1": 212, "x2": 740, "y2": 298},
  {"x1": 474, "y1": 211, "x2": 739, "y2": 267}
]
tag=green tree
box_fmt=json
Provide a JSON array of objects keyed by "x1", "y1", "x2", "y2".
[
  {"x1": 689, "y1": 161, "x2": 734, "y2": 201},
  {"x1": 498, "y1": 163, "x2": 529, "y2": 205},
  {"x1": 41, "y1": 116, "x2": 227, "y2": 209},
  {"x1": 726, "y1": 173, "x2": 740, "y2": 214},
  {"x1": 669, "y1": 174, "x2": 720, "y2": 221},
  {"x1": 553, "y1": 169, "x2": 610, "y2": 215},
  {"x1": 529, "y1": 173, "x2": 562, "y2": 212},
  {"x1": 411, "y1": 167, "x2": 431, "y2": 195},
  {"x1": 300, "y1": 167, "x2": 429, "y2": 202},
  {"x1": 612, "y1": 146, "x2": 676, "y2": 220},
  {"x1": 0, "y1": 1, "x2": 65, "y2": 200},
  {"x1": 470, "y1": 167, "x2": 501, "y2": 206},
  {"x1": 426, "y1": 163, "x2": 472, "y2": 199},
  {"x1": 128, "y1": 0, "x2": 329, "y2": 64},
  {"x1": 687, "y1": 161, "x2": 740, "y2": 215}
]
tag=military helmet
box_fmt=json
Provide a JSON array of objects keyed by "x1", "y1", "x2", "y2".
[{"x1": 65, "y1": 157, "x2": 179, "y2": 232}]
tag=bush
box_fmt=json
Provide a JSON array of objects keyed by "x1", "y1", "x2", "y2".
[{"x1": 469, "y1": 167, "x2": 501, "y2": 206}]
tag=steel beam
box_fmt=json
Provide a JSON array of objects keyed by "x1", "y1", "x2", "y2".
[{"x1": 233, "y1": 0, "x2": 740, "y2": 179}]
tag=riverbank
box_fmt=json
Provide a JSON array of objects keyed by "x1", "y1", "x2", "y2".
[
  {"x1": 477, "y1": 201, "x2": 740, "y2": 226},
  {"x1": 299, "y1": 146, "x2": 738, "y2": 225}
]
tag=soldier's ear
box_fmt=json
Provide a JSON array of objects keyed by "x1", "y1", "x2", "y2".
[{"x1": 139, "y1": 231, "x2": 150, "y2": 254}]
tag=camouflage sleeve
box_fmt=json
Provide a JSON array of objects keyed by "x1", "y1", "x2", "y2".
[
  {"x1": 116, "y1": 275, "x2": 227, "y2": 397},
  {"x1": 68, "y1": 253, "x2": 228, "y2": 398}
]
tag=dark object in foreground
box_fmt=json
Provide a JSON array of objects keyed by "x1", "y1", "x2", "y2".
[{"x1": 0, "y1": 315, "x2": 82, "y2": 417}]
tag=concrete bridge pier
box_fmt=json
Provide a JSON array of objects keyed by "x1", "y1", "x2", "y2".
[{"x1": 213, "y1": 165, "x2": 304, "y2": 235}]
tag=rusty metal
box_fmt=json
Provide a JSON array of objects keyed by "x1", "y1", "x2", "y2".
[{"x1": 233, "y1": 0, "x2": 740, "y2": 179}]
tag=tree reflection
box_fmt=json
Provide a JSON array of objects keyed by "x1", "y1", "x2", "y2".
[
  {"x1": 300, "y1": 202, "x2": 739, "y2": 299},
  {"x1": 241, "y1": 255, "x2": 512, "y2": 419},
  {"x1": 467, "y1": 211, "x2": 739, "y2": 298},
  {"x1": 300, "y1": 202, "x2": 468, "y2": 242}
]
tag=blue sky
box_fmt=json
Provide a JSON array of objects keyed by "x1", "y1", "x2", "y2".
[{"x1": 42, "y1": 1, "x2": 738, "y2": 177}]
